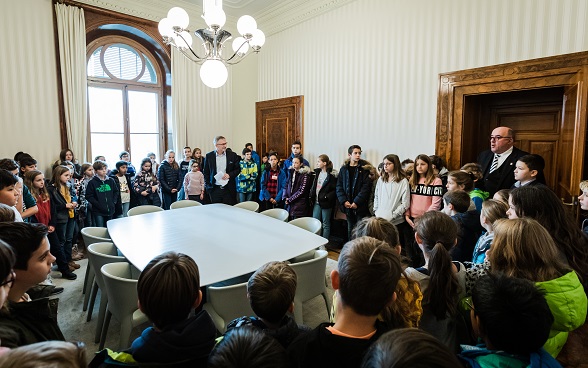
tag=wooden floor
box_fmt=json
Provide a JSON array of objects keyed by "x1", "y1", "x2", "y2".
[{"x1": 327, "y1": 248, "x2": 340, "y2": 261}]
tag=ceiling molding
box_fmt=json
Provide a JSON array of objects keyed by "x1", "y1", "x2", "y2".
[{"x1": 72, "y1": 0, "x2": 358, "y2": 35}]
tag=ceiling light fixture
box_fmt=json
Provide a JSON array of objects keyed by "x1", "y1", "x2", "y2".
[{"x1": 158, "y1": 0, "x2": 265, "y2": 88}]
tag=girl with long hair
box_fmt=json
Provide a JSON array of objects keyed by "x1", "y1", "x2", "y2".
[
  {"x1": 405, "y1": 211, "x2": 465, "y2": 351},
  {"x1": 507, "y1": 185, "x2": 588, "y2": 291},
  {"x1": 283, "y1": 157, "x2": 312, "y2": 220},
  {"x1": 404, "y1": 154, "x2": 443, "y2": 266},
  {"x1": 47, "y1": 166, "x2": 80, "y2": 276},
  {"x1": 488, "y1": 218, "x2": 587, "y2": 357},
  {"x1": 134, "y1": 158, "x2": 161, "y2": 207},
  {"x1": 309, "y1": 154, "x2": 337, "y2": 240},
  {"x1": 471, "y1": 199, "x2": 508, "y2": 264},
  {"x1": 374, "y1": 154, "x2": 410, "y2": 242},
  {"x1": 157, "y1": 150, "x2": 181, "y2": 210}
]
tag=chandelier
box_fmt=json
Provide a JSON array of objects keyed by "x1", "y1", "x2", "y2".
[{"x1": 158, "y1": 1, "x2": 265, "y2": 88}]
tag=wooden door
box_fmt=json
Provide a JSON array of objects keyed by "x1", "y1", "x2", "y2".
[
  {"x1": 255, "y1": 96, "x2": 304, "y2": 161},
  {"x1": 558, "y1": 82, "x2": 585, "y2": 219}
]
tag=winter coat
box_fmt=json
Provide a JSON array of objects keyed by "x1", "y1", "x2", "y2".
[
  {"x1": 260, "y1": 167, "x2": 287, "y2": 202},
  {"x1": 236, "y1": 160, "x2": 258, "y2": 193},
  {"x1": 283, "y1": 166, "x2": 312, "y2": 218},
  {"x1": 336, "y1": 160, "x2": 372, "y2": 217},
  {"x1": 309, "y1": 168, "x2": 338, "y2": 209},
  {"x1": 47, "y1": 182, "x2": 77, "y2": 224},
  {"x1": 157, "y1": 160, "x2": 181, "y2": 194},
  {"x1": 85, "y1": 176, "x2": 119, "y2": 217}
]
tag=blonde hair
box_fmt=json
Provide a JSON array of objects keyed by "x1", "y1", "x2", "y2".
[
  {"x1": 0, "y1": 341, "x2": 86, "y2": 368},
  {"x1": 489, "y1": 218, "x2": 570, "y2": 282},
  {"x1": 481, "y1": 199, "x2": 508, "y2": 225},
  {"x1": 580, "y1": 180, "x2": 588, "y2": 193},
  {"x1": 24, "y1": 170, "x2": 48, "y2": 202},
  {"x1": 460, "y1": 163, "x2": 484, "y2": 181}
]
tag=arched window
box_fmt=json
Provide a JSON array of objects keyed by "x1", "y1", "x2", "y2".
[{"x1": 87, "y1": 36, "x2": 166, "y2": 170}]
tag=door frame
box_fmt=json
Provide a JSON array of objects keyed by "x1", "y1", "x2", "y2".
[{"x1": 436, "y1": 51, "x2": 588, "y2": 200}]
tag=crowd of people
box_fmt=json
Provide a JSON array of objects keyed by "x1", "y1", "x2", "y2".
[{"x1": 0, "y1": 125, "x2": 586, "y2": 367}]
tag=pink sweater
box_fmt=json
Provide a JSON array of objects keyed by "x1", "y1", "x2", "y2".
[
  {"x1": 406, "y1": 177, "x2": 443, "y2": 219},
  {"x1": 183, "y1": 171, "x2": 205, "y2": 197}
]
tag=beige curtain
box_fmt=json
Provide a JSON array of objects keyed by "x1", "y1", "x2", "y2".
[
  {"x1": 171, "y1": 48, "x2": 192, "y2": 152},
  {"x1": 55, "y1": 3, "x2": 87, "y2": 161}
]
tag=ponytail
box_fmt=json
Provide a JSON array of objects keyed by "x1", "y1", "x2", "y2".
[{"x1": 424, "y1": 242, "x2": 459, "y2": 320}]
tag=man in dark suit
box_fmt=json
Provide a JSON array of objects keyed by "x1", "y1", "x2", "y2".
[
  {"x1": 477, "y1": 126, "x2": 529, "y2": 197},
  {"x1": 203, "y1": 135, "x2": 240, "y2": 205}
]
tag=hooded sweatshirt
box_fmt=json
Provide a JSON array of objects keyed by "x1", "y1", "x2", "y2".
[{"x1": 85, "y1": 175, "x2": 119, "y2": 217}]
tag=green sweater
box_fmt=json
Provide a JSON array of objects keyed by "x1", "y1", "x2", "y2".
[{"x1": 536, "y1": 271, "x2": 587, "y2": 357}]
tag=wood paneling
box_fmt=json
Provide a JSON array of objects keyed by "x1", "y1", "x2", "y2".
[{"x1": 256, "y1": 96, "x2": 303, "y2": 160}]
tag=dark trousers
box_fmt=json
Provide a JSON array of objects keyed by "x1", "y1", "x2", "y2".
[
  {"x1": 188, "y1": 194, "x2": 204, "y2": 204},
  {"x1": 345, "y1": 211, "x2": 367, "y2": 241},
  {"x1": 48, "y1": 231, "x2": 69, "y2": 273},
  {"x1": 55, "y1": 217, "x2": 75, "y2": 262},
  {"x1": 93, "y1": 214, "x2": 113, "y2": 228},
  {"x1": 209, "y1": 186, "x2": 236, "y2": 205},
  {"x1": 401, "y1": 218, "x2": 425, "y2": 267},
  {"x1": 161, "y1": 191, "x2": 178, "y2": 210}
]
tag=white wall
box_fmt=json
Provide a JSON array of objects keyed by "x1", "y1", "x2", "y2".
[
  {"x1": 257, "y1": 0, "x2": 588, "y2": 168},
  {"x1": 0, "y1": 0, "x2": 62, "y2": 169}
]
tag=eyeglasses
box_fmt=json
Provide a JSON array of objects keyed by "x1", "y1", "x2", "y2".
[
  {"x1": 489, "y1": 135, "x2": 512, "y2": 141},
  {"x1": 0, "y1": 271, "x2": 15, "y2": 288}
]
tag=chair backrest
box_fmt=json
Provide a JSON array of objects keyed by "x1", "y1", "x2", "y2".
[
  {"x1": 289, "y1": 250, "x2": 328, "y2": 302},
  {"x1": 233, "y1": 201, "x2": 260, "y2": 212},
  {"x1": 87, "y1": 242, "x2": 126, "y2": 291},
  {"x1": 259, "y1": 208, "x2": 289, "y2": 222},
  {"x1": 203, "y1": 282, "x2": 253, "y2": 332},
  {"x1": 289, "y1": 217, "x2": 322, "y2": 235},
  {"x1": 81, "y1": 227, "x2": 111, "y2": 247},
  {"x1": 127, "y1": 205, "x2": 164, "y2": 216},
  {"x1": 100, "y1": 262, "x2": 140, "y2": 320},
  {"x1": 170, "y1": 200, "x2": 203, "y2": 209}
]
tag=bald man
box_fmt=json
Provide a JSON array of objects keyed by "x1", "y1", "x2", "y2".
[{"x1": 477, "y1": 126, "x2": 529, "y2": 197}]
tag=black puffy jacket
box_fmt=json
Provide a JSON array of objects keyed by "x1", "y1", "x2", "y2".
[{"x1": 157, "y1": 160, "x2": 181, "y2": 194}]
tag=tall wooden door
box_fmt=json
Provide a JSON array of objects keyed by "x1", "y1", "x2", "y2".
[
  {"x1": 255, "y1": 96, "x2": 304, "y2": 161},
  {"x1": 558, "y1": 82, "x2": 586, "y2": 219}
]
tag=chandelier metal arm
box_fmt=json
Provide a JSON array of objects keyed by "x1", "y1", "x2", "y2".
[
  {"x1": 175, "y1": 31, "x2": 207, "y2": 61},
  {"x1": 178, "y1": 47, "x2": 205, "y2": 64}
]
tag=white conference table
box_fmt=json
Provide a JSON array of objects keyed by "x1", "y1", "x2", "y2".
[{"x1": 107, "y1": 204, "x2": 327, "y2": 286}]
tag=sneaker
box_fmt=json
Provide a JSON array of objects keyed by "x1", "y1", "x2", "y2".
[
  {"x1": 50, "y1": 286, "x2": 65, "y2": 295},
  {"x1": 61, "y1": 271, "x2": 77, "y2": 280}
]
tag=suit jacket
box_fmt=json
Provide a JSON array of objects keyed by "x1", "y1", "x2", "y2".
[
  {"x1": 203, "y1": 149, "x2": 240, "y2": 192},
  {"x1": 478, "y1": 146, "x2": 528, "y2": 196}
]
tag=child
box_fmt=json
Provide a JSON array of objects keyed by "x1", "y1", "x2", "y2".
[
  {"x1": 461, "y1": 163, "x2": 490, "y2": 210},
  {"x1": 401, "y1": 159, "x2": 414, "y2": 179},
  {"x1": 236, "y1": 148, "x2": 258, "y2": 203},
  {"x1": 362, "y1": 328, "x2": 462, "y2": 368},
  {"x1": 0, "y1": 340, "x2": 87, "y2": 368},
  {"x1": 208, "y1": 326, "x2": 287, "y2": 368},
  {"x1": 309, "y1": 154, "x2": 337, "y2": 240},
  {"x1": 92, "y1": 251, "x2": 216, "y2": 366},
  {"x1": 404, "y1": 154, "x2": 443, "y2": 267},
  {"x1": 146, "y1": 152, "x2": 159, "y2": 176},
  {"x1": 85, "y1": 161, "x2": 119, "y2": 227},
  {"x1": 287, "y1": 236, "x2": 402, "y2": 368},
  {"x1": 157, "y1": 150, "x2": 181, "y2": 210},
  {"x1": 0, "y1": 239, "x2": 16, "y2": 310},
  {"x1": 24, "y1": 170, "x2": 74, "y2": 280},
  {"x1": 513, "y1": 154, "x2": 546, "y2": 188},
  {"x1": 16, "y1": 154, "x2": 37, "y2": 178},
  {"x1": 580, "y1": 180, "x2": 588, "y2": 234},
  {"x1": 283, "y1": 140, "x2": 310, "y2": 170},
  {"x1": 443, "y1": 190, "x2": 484, "y2": 263},
  {"x1": 76, "y1": 163, "x2": 95, "y2": 227},
  {"x1": 259, "y1": 153, "x2": 287, "y2": 211},
  {"x1": 365, "y1": 164, "x2": 378, "y2": 216},
  {"x1": 446, "y1": 170, "x2": 477, "y2": 210},
  {"x1": 0, "y1": 169, "x2": 22, "y2": 221},
  {"x1": 184, "y1": 159, "x2": 205, "y2": 203},
  {"x1": 373, "y1": 154, "x2": 410, "y2": 234},
  {"x1": 0, "y1": 203, "x2": 15, "y2": 222},
  {"x1": 0, "y1": 159, "x2": 37, "y2": 222},
  {"x1": 225, "y1": 261, "x2": 308, "y2": 348},
  {"x1": 0, "y1": 223, "x2": 65, "y2": 347},
  {"x1": 133, "y1": 158, "x2": 161, "y2": 207},
  {"x1": 47, "y1": 166, "x2": 79, "y2": 271},
  {"x1": 471, "y1": 199, "x2": 508, "y2": 264},
  {"x1": 487, "y1": 218, "x2": 587, "y2": 357},
  {"x1": 109, "y1": 161, "x2": 132, "y2": 217},
  {"x1": 459, "y1": 273, "x2": 561, "y2": 368},
  {"x1": 177, "y1": 146, "x2": 192, "y2": 202},
  {"x1": 404, "y1": 211, "x2": 466, "y2": 352},
  {"x1": 429, "y1": 155, "x2": 449, "y2": 191},
  {"x1": 118, "y1": 151, "x2": 136, "y2": 177},
  {"x1": 283, "y1": 156, "x2": 311, "y2": 220},
  {"x1": 191, "y1": 148, "x2": 204, "y2": 171},
  {"x1": 492, "y1": 188, "x2": 509, "y2": 208}
]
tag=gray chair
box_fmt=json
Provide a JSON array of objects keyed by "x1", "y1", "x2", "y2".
[
  {"x1": 86, "y1": 242, "x2": 126, "y2": 343},
  {"x1": 289, "y1": 250, "x2": 330, "y2": 324},
  {"x1": 260, "y1": 208, "x2": 289, "y2": 222},
  {"x1": 100, "y1": 262, "x2": 148, "y2": 350},
  {"x1": 202, "y1": 282, "x2": 254, "y2": 333},
  {"x1": 170, "y1": 199, "x2": 203, "y2": 209},
  {"x1": 127, "y1": 205, "x2": 164, "y2": 216},
  {"x1": 289, "y1": 217, "x2": 323, "y2": 262},
  {"x1": 80, "y1": 227, "x2": 111, "y2": 311},
  {"x1": 233, "y1": 201, "x2": 259, "y2": 212}
]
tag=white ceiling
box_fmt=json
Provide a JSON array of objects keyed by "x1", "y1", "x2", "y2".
[{"x1": 75, "y1": 0, "x2": 357, "y2": 35}]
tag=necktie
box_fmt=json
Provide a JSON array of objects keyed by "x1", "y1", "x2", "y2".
[{"x1": 489, "y1": 154, "x2": 500, "y2": 173}]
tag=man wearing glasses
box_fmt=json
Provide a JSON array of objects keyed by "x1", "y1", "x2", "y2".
[
  {"x1": 203, "y1": 135, "x2": 240, "y2": 205},
  {"x1": 478, "y1": 126, "x2": 529, "y2": 197}
]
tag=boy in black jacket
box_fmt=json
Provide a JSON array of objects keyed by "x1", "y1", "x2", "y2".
[{"x1": 85, "y1": 161, "x2": 119, "y2": 227}]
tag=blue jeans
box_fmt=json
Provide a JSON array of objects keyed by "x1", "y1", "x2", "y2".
[
  {"x1": 239, "y1": 192, "x2": 253, "y2": 203},
  {"x1": 55, "y1": 217, "x2": 75, "y2": 262},
  {"x1": 93, "y1": 214, "x2": 113, "y2": 228},
  {"x1": 119, "y1": 202, "x2": 130, "y2": 218},
  {"x1": 312, "y1": 203, "x2": 332, "y2": 240}
]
